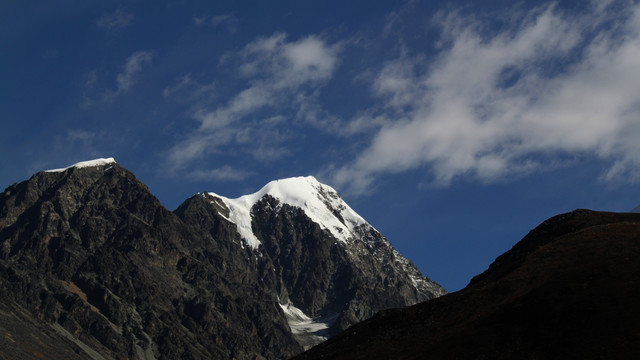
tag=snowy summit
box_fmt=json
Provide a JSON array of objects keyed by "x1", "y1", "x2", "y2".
[
  {"x1": 44, "y1": 158, "x2": 116, "y2": 173},
  {"x1": 205, "y1": 176, "x2": 367, "y2": 249}
]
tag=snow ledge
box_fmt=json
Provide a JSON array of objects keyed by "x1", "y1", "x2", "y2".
[{"x1": 44, "y1": 158, "x2": 117, "y2": 173}]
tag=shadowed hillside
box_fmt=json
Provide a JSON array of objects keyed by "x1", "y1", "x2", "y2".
[{"x1": 295, "y1": 209, "x2": 640, "y2": 359}]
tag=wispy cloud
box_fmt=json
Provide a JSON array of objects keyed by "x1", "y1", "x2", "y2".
[
  {"x1": 188, "y1": 165, "x2": 253, "y2": 181},
  {"x1": 83, "y1": 51, "x2": 153, "y2": 105},
  {"x1": 333, "y1": 1, "x2": 640, "y2": 194},
  {"x1": 212, "y1": 14, "x2": 239, "y2": 33},
  {"x1": 97, "y1": 9, "x2": 134, "y2": 31},
  {"x1": 193, "y1": 16, "x2": 207, "y2": 26},
  {"x1": 193, "y1": 13, "x2": 239, "y2": 33},
  {"x1": 116, "y1": 51, "x2": 154, "y2": 92},
  {"x1": 66, "y1": 129, "x2": 96, "y2": 144},
  {"x1": 163, "y1": 74, "x2": 216, "y2": 103},
  {"x1": 167, "y1": 33, "x2": 340, "y2": 168},
  {"x1": 83, "y1": 70, "x2": 98, "y2": 88}
]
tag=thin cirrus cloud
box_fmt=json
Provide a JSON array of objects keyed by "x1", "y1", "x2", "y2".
[
  {"x1": 116, "y1": 51, "x2": 154, "y2": 92},
  {"x1": 83, "y1": 51, "x2": 154, "y2": 105},
  {"x1": 193, "y1": 14, "x2": 239, "y2": 33},
  {"x1": 212, "y1": 14, "x2": 239, "y2": 33},
  {"x1": 96, "y1": 9, "x2": 134, "y2": 31},
  {"x1": 332, "y1": 1, "x2": 640, "y2": 194},
  {"x1": 167, "y1": 33, "x2": 340, "y2": 169},
  {"x1": 162, "y1": 74, "x2": 216, "y2": 103},
  {"x1": 188, "y1": 165, "x2": 254, "y2": 181}
]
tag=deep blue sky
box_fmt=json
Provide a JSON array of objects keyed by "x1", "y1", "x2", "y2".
[{"x1": 2, "y1": 0, "x2": 640, "y2": 292}]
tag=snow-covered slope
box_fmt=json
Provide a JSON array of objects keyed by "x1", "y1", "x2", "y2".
[
  {"x1": 44, "y1": 158, "x2": 116, "y2": 173},
  {"x1": 194, "y1": 175, "x2": 447, "y2": 350},
  {"x1": 206, "y1": 176, "x2": 367, "y2": 249}
]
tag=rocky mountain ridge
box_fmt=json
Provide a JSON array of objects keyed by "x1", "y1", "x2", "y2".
[{"x1": 0, "y1": 158, "x2": 444, "y2": 359}]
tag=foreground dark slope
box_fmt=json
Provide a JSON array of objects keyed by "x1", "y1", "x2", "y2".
[{"x1": 295, "y1": 209, "x2": 640, "y2": 359}]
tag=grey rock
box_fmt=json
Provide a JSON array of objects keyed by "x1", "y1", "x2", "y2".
[
  {"x1": 0, "y1": 163, "x2": 300, "y2": 359},
  {"x1": 0, "y1": 161, "x2": 444, "y2": 358}
]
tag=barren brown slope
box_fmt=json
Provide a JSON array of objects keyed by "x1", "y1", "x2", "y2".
[{"x1": 294, "y1": 209, "x2": 640, "y2": 360}]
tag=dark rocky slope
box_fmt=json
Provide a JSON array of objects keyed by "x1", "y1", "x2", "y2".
[
  {"x1": 177, "y1": 189, "x2": 444, "y2": 345},
  {"x1": 0, "y1": 160, "x2": 443, "y2": 359},
  {"x1": 0, "y1": 162, "x2": 300, "y2": 359},
  {"x1": 295, "y1": 209, "x2": 640, "y2": 359}
]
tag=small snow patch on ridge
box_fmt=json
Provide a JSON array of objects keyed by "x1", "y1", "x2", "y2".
[
  {"x1": 45, "y1": 158, "x2": 116, "y2": 173},
  {"x1": 206, "y1": 191, "x2": 262, "y2": 249}
]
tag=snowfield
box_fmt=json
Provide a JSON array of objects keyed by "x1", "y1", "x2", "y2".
[{"x1": 205, "y1": 176, "x2": 368, "y2": 249}]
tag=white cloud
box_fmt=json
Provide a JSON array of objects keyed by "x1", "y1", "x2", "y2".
[
  {"x1": 97, "y1": 9, "x2": 134, "y2": 30},
  {"x1": 168, "y1": 33, "x2": 340, "y2": 168},
  {"x1": 333, "y1": 1, "x2": 640, "y2": 193},
  {"x1": 238, "y1": 33, "x2": 339, "y2": 88},
  {"x1": 116, "y1": 51, "x2": 154, "y2": 92}
]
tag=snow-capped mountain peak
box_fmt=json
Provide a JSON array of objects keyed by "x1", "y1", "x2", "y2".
[
  {"x1": 205, "y1": 176, "x2": 367, "y2": 249},
  {"x1": 2, "y1": 159, "x2": 445, "y2": 358}
]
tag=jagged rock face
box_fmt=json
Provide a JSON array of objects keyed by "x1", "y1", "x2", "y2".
[
  {"x1": 0, "y1": 160, "x2": 445, "y2": 358},
  {"x1": 187, "y1": 178, "x2": 446, "y2": 348},
  {"x1": 0, "y1": 163, "x2": 301, "y2": 359},
  {"x1": 136, "y1": 174, "x2": 446, "y2": 351},
  {"x1": 294, "y1": 210, "x2": 640, "y2": 360},
  {"x1": 250, "y1": 194, "x2": 441, "y2": 332}
]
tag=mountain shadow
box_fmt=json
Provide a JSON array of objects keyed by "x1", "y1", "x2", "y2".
[{"x1": 294, "y1": 209, "x2": 640, "y2": 359}]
